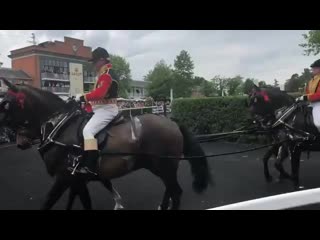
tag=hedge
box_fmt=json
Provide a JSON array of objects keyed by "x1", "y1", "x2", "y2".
[{"x1": 171, "y1": 97, "x2": 251, "y2": 135}]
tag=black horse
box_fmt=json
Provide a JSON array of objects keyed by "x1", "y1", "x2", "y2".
[
  {"x1": 248, "y1": 85, "x2": 295, "y2": 183},
  {"x1": 248, "y1": 85, "x2": 320, "y2": 189},
  {"x1": 0, "y1": 78, "x2": 212, "y2": 210}
]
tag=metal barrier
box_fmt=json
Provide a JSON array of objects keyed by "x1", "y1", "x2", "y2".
[{"x1": 208, "y1": 187, "x2": 320, "y2": 210}]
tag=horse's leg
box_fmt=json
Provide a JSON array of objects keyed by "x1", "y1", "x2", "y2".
[
  {"x1": 262, "y1": 146, "x2": 277, "y2": 182},
  {"x1": 40, "y1": 175, "x2": 71, "y2": 210},
  {"x1": 275, "y1": 144, "x2": 291, "y2": 181},
  {"x1": 291, "y1": 146, "x2": 303, "y2": 190},
  {"x1": 168, "y1": 171, "x2": 183, "y2": 210},
  {"x1": 77, "y1": 182, "x2": 92, "y2": 210},
  {"x1": 66, "y1": 186, "x2": 77, "y2": 210},
  {"x1": 101, "y1": 179, "x2": 124, "y2": 210},
  {"x1": 159, "y1": 168, "x2": 182, "y2": 210},
  {"x1": 66, "y1": 181, "x2": 92, "y2": 210},
  {"x1": 149, "y1": 168, "x2": 174, "y2": 210}
]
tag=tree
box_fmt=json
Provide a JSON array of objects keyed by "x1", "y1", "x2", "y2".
[
  {"x1": 299, "y1": 30, "x2": 320, "y2": 56},
  {"x1": 144, "y1": 60, "x2": 173, "y2": 99},
  {"x1": 274, "y1": 79, "x2": 279, "y2": 87},
  {"x1": 226, "y1": 75, "x2": 243, "y2": 96},
  {"x1": 199, "y1": 79, "x2": 217, "y2": 97},
  {"x1": 284, "y1": 73, "x2": 300, "y2": 92},
  {"x1": 284, "y1": 69, "x2": 313, "y2": 92},
  {"x1": 194, "y1": 76, "x2": 207, "y2": 86},
  {"x1": 258, "y1": 81, "x2": 267, "y2": 88},
  {"x1": 243, "y1": 78, "x2": 256, "y2": 94},
  {"x1": 110, "y1": 54, "x2": 132, "y2": 98},
  {"x1": 172, "y1": 50, "x2": 195, "y2": 98},
  {"x1": 299, "y1": 68, "x2": 313, "y2": 88}
]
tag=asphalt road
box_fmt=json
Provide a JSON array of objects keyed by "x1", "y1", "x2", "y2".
[{"x1": 1, "y1": 141, "x2": 320, "y2": 210}]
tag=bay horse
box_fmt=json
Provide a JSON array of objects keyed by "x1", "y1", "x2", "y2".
[
  {"x1": 248, "y1": 85, "x2": 320, "y2": 189},
  {"x1": 0, "y1": 77, "x2": 212, "y2": 210}
]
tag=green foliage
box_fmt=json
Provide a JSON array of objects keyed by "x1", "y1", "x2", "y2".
[
  {"x1": 243, "y1": 78, "x2": 256, "y2": 94},
  {"x1": 226, "y1": 75, "x2": 244, "y2": 96},
  {"x1": 172, "y1": 50, "x2": 195, "y2": 98},
  {"x1": 199, "y1": 80, "x2": 217, "y2": 97},
  {"x1": 284, "y1": 68, "x2": 312, "y2": 92},
  {"x1": 171, "y1": 96, "x2": 250, "y2": 135},
  {"x1": 258, "y1": 81, "x2": 267, "y2": 87},
  {"x1": 144, "y1": 60, "x2": 173, "y2": 99},
  {"x1": 299, "y1": 30, "x2": 320, "y2": 56},
  {"x1": 110, "y1": 54, "x2": 132, "y2": 98}
]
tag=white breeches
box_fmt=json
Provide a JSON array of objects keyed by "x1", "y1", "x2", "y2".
[
  {"x1": 83, "y1": 104, "x2": 119, "y2": 150},
  {"x1": 311, "y1": 102, "x2": 320, "y2": 133}
]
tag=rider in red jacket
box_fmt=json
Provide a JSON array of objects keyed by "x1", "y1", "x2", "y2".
[
  {"x1": 76, "y1": 47, "x2": 119, "y2": 174},
  {"x1": 298, "y1": 59, "x2": 320, "y2": 132}
]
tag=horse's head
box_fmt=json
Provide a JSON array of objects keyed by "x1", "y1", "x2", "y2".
[
  {"x1": 0, "y1": 77, "x2": 68, "y2": 149},
  {"x1": 0, "y1": 78, "x2": 37, "y2": 149},
  {"x1": 247, "y1": 85, "x2": 275, "y2": 128}
]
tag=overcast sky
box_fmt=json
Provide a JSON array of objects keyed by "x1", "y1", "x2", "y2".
[{"x1": 0, "y1": 30, "x2": 318, "y2": 85}]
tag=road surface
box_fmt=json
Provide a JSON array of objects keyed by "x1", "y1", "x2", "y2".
[{"x1": 1, "y1": 141, "x2": 320, "y2": 210}]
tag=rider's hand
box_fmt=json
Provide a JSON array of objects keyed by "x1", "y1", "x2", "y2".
[
  {"x1": 75, "y1": 94, "x2": 85, "y2": 102},
  {"x1": 295, "y1": 95, "x2": 308, "y2": 102}
]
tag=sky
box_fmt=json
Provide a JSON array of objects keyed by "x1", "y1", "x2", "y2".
[{"x1": 0, "y1": 30, "x2": 318, "y2": 85}]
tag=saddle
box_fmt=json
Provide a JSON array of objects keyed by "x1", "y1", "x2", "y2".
[
  {"x1": 39, "y1": 109, "x2": 127, "y2": 155},
  {"x1": 78, "y1": 112, "x2": 126, "y2": 150}
]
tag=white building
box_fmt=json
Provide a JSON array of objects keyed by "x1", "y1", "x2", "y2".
[{"x1": 128, "y1": 80, "x2": 148, "y2": 99}]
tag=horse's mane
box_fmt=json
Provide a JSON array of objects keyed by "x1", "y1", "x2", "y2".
[{"x1": 17, "y1": 84, "x2": 66, "y2": 115}]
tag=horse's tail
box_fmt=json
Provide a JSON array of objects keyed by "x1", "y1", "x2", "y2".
[{"x1": 176, "y1": 122, "x2": 212, "y2": 194}]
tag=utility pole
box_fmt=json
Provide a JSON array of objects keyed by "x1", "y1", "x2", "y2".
[{"x1": 27, "y1": 33, "x2": 37, "y2": 45}]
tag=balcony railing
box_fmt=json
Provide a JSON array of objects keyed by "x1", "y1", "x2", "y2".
[
  {"x1": 42, "y1": 86, "x2": 70, "y2": 93},
  {"x1": 41, "y1": 72, "x2": 69, "y2": 81},
  {"x1": 84, "y1": 77, "x2": 96, "y2": 83}
]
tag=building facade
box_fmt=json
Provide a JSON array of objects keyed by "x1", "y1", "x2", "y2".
[
  {"x1": 0, "y1": 68, "x2": 32, "y2": 96},
  {"x1": 8, "y1": 36, "x2": 150, "y2": 99},
  {"x1": 9, "y1": 37, "x2": 95, "y2": 97},
  {"x1": 128, "y1": 80, "x2": 148, "y2": 99}
]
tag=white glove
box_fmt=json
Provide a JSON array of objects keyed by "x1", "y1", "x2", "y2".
[
  {"x1": 75, "y1": 94, "x2": 83, "y2": 102},
  {"x1": 295, "y1": 95, "x2": 307, "y2": 102}
]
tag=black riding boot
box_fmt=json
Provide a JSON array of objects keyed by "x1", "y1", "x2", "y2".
[{"x1": 82, "y1": 150, "x2": 99, "y2": 175}]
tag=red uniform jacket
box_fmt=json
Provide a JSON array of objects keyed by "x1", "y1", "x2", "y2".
[
  {"x1": 83, "y1": 63, "x2": 113, "y2": 111},
  {"x1": 306, "y1": 74, "x2": 320, "y2": 102}
]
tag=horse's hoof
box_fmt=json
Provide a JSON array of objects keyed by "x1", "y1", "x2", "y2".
[
  {"x1": 114, "y1": 204, "x2": 124, "y2": 210},
  {"x1": 294, "y1": 185, "x2": 304, "y2": 191}
]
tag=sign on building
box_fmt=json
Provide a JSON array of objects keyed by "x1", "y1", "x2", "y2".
[{"x1": 69, "y1": 63, "x2": 84, "y2": 96}]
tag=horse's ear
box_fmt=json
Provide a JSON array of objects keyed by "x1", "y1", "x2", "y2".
[
  {"x1": 251, "y1": 84, "x2": 260, "y2": 92},
  {"x1": 0, "y1": 77, "x2": 18, "y2": 93}
]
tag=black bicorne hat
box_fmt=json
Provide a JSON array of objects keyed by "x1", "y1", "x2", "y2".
[{"x1": 89, "y1": 47, "x2": 110, "y2": 63}]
